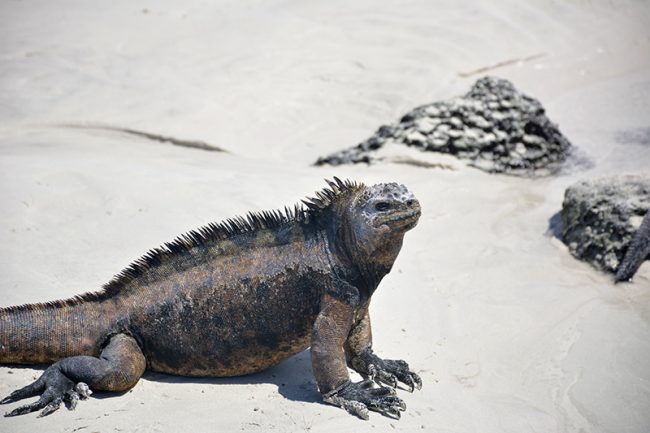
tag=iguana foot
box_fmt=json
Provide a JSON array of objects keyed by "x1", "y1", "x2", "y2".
[
  {"x1": 1, "y1": 365, "x2": 92, "y2": 417},
  {"x1": 368, "y1": 359, "x2": 422, "y2": 392},
  {"x1": 323, "y1": 379, "x2": 406, "y2": 420},
  {"x1": 3, "y1": 334, "x2": 143, "y2": 417},
  {"x1": 351, "y1": 349, "x2": 422, "y2": 392}
]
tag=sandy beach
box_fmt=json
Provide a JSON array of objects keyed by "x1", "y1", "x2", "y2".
[{"x1": 1, "y1": 1, "x2": 649, "y2": 432}]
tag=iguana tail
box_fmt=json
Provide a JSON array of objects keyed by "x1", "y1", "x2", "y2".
[
  {"x1": 615, "y1": 210, "x2": 650, "y2": 282},
  {"x1": 0, "y1": 300, "x2": 111, "y2": 364}
]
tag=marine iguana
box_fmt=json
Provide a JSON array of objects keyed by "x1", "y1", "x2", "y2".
[{"x1": 0, "y1": 178, "x2": 422, "y2": 420}]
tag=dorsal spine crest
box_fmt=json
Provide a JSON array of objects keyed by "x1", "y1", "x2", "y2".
[{"x1": 0, "y1": 178, "x2": 362, "y2": 313}]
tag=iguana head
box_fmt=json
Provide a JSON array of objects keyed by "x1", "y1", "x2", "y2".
[
  {"x1": 304, "y1": 179, "x2": 420, "y2": 280},
  {"x1": 341, "y1": 182, "x2": 421, "y2": 280},
  {"x1": 353, "y1": 182, "x2": 421, "y2": 232}
]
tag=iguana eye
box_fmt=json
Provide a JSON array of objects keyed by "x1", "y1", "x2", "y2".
[{"x1": 375, "y1": 202, "x2": 391, "y2": 211}]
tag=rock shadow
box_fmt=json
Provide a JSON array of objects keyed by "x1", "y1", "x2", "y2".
[{"x1": 546, "y1": 211, "x2": 563, "y2": 239}]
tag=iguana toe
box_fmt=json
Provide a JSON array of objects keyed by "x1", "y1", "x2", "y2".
[
  {"x1": 1, "y1": 375, "x2": 46, "y2": 405},
  {"x1": 36, "y1": 395, "x2": 64, "y2": 418},
  {"x1": 75, "y1": 382, "x2": 92, "y2": 399},
  {"x1": 64, "y1": 383, "x2": 91, "y2": 411},
  {"x1": 65, "y1": 389, "x2": 80, "y2": 411},
  {"x1": 386, "y1": 359, "x2": 422, "y2": 392},
  {"x1": 403, "y1": 371, "x2": 422, "y2": 392},
  {"x1": 368, "y1": 364, "x2": 398, "y2": 388}
]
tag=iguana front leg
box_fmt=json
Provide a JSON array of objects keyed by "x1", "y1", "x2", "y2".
[
  {"x1": 345, "y1": 308, "x2": 422, "y2": 392},
  {"x1": 311, "y1": 290, "x2": 405, "y2": 420},
  {"x1": 1, "y1": 333, "x2": 145, "y2": 417}
]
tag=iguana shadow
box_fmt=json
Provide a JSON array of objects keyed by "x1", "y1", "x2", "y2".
[
  {"x1": 2, "y1": 352, "x2": 320, "y2": 405},
  {"x1": 138, "y1": 349, "x2": 320, "y2": 404}
]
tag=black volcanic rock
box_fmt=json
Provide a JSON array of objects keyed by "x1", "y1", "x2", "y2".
[
  {"x1": 315, "y1": 77, "x2": 572, "y2": 176},
  {"x1": 560, "y1": 176, "x2": 650, "y2": 278}
]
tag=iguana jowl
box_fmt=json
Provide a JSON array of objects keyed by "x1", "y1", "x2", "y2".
[{"x1": 0, "y1": 178, "x2": 422, "y2": 420}]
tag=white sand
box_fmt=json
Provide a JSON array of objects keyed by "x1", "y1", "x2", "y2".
[{"x1": 1, "y1": 1, "x2": 650, "y2": 432}]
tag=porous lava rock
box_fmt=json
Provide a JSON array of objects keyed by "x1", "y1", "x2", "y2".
[
  {"x1": 315, "y1": 77, "x2": 572, "y2": 176},
  {"x1": 560, "y1": 176, "x2": 650, "y2": 278}
]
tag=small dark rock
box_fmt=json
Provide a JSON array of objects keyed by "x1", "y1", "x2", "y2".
[{"x1": 377, "y1": 125, "x2": 396, "y2": 138}]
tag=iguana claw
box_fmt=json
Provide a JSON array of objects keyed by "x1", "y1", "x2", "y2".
[{"x1": 404, "y1": 371, "x2": 423, "y2": 392}]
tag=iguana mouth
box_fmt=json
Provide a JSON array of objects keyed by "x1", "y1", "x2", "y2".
[{"x1": 375, "y1": 208, "x2": 421, "y2": 230}]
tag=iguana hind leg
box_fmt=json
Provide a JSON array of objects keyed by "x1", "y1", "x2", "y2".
[{"x1": 1, "y1": 333, "x2": 145, "y2": 417}]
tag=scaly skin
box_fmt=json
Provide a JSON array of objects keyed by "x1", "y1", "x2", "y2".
[{"x1": 0, "y1": 178, "x2": 421, "y2": 419}]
